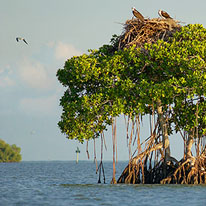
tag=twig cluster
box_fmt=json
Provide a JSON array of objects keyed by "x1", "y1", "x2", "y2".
[{"x1": 118, "y1": 18, "x2": 181, "y2": 49}]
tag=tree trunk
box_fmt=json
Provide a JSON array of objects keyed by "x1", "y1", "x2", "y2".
[
  {"x1": 156, "y1": 99, "x2": 171, "y2": 177},
  {"x1": 111, "y1": 119, "x2": 117, "y2": 184},
  {"x1": 186, "y1": 130, "x2": 194, "y2": 159}
]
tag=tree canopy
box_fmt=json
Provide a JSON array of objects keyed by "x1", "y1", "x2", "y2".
[
  {"x1": 57, "y1": 24, "x2": 206, "y2": 143},
  {"x1": 0, "y1": 139, "x2": 22, "y2": 163},
  {"x1": 57, "y1": 22, "x2": 206, "y2": 184}
]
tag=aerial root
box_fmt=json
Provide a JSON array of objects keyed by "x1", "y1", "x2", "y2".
[
  {"x1": 161, "y1": 153, "x2": 206, "y2": 184},
  {"x1": 118, "y1": 152, "x2": 206, "y2": 184}
]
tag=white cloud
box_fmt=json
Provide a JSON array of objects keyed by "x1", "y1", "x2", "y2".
[
  {"x1": 19, "y1": 95, "x2": 59, "y2": 116},
  {"x1": 0, "y1": 66, "x2": 15, "y2": 87},
  {"x1": 55, "y1": 42, "x2": 82, "y2": 60},
  {"x1": 0, "y1": 68, "x2": 4, "y2": 74},
  {"x1": 18, "y1": 58, "x2": 55, "y2": 90},
  {"x1": 47, "y1": 41, "x2": 55, "y2": 48},
  {"x1": 0, "y1": 76, "x2": 15, "y2": 87}
]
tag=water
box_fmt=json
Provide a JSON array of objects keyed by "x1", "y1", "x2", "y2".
[{"x1": 0, "y1": 161, "x2": 206, "y2": 206}]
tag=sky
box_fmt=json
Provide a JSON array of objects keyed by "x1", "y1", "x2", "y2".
[{"x1": 1, "y1": 0, "x2": 206, "y2": 161}]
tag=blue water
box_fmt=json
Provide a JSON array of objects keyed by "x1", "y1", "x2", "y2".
[{"x1": 0, "y1": 161, "x2": 206, "y2": 206}]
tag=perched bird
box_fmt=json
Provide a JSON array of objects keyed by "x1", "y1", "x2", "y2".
[
  {"x1": 158, "y1": 10, "x2": 172, "y2": 19},
  {"x1": 16, "y1": 37, "x2": 28, "y2": 45},
  {"x1": 132, "y1": 7, "x2": 145, "y2": 22}
]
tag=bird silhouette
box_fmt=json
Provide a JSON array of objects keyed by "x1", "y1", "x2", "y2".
[
  {"x1": 16, "y1": 37, "x2": 28, "y2": 45},
  {"x1": 158, "y1": 10, "x2": 172, "y2": 19},
  {"x1": 132, "y1": 7, "x2": 145, "y2": 22}
]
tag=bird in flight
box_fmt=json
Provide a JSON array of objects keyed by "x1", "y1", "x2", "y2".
[
  {"x1": 16, "y1": 37, "x2": 28, "y2": 45},
  {"x1": 132, "y1": 7, "x2": 145, "y2": 22},
  {"x1": 158, "y1": 10, "x2": 172, "y2": 19}
]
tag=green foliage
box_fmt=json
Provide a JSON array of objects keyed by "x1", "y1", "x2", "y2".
[
  {"x1": 0, "y1": 139, "x2": 22, "y2": 162},
  {"x1": 57, "y1": 24, "x2": 206, "y2": 142}
]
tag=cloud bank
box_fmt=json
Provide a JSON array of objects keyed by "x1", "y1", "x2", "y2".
[
  {"x1": 19, "y1": 94, "x2": 59, "y2": 116},
  {"x1": 0, "y1": 66, "x2": 15, "y2": 87},
  {"x1": 0, "y1": 76, "x2": 15, "y2": 87},
  {"x1": 55, "y1": 42, "x2": 82, "y2": 60},
  {"x1": 18, "y1": 58, "x2": 54, "y2": 90}
]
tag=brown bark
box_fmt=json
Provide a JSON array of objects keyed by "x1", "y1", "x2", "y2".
[
  {"x1": 156, "y1": 99, "x2": 171, "y2": 177},
  {"x1": 156, "y1": 100, "x2": 171, "y2": 157},
  {"x1": 186, "y1": 130, "x2": 194, "y2": 159},
  {"x1": 111, "y1": 119, "x2": 117, "y2": 184}
]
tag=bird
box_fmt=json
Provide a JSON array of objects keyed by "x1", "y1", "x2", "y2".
[
  {"x1": 158, "y1": 10, "x2": 172, "y2": 19},
  {"x1": 16, "y1": 37, "x2": 28, "y2": 45},
  {"x1": 132, "y1": 7, "x2": 145, "y2": 22}
]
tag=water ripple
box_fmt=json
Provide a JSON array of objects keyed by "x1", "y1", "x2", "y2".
[{"x1": 0, "y1": 161, "x2": 206, "y2": 206}]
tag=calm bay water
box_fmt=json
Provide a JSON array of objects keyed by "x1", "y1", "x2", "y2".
[{"x1": 0, "y1": 161, "x2": 206, "y2": 206}]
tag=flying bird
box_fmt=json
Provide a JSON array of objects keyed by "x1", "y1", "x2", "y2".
[
  {"x1": 158, "y1": 10, "x2": 172, "y2": 19},
  {"x1": 16, "y1": 37, "x2": 28, "y2": 45},
  {"x1": 132, "y1": 7, "x2": 145, "y2": 22}
]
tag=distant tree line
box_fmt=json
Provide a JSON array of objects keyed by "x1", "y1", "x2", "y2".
[{"x1": 0, "y1": 139, "x2": 22, "y2": 162}]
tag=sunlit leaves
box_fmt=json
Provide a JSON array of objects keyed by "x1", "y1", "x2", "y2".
[
  {"x1": 57, "y1": 24, "x2": 206, "y2": 142},
  {"x1": 0, "y1": 139, "x2": 22, "y2": 162}
]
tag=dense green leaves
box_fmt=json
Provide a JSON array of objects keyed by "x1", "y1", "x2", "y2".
[
  {"x1": 57, "y1": 24, "x2": 206, "y2": 142},
  {"x1": 0, "y1": 139, "x2": 22, "y2": 162}
]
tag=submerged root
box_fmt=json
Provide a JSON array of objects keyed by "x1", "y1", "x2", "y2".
[
  {"x1": 110, "y1": 177, "x2": 117, "y2": 184},
  {"x1": 118, "y1": 158, "x2": 177, "y2": 184},
  {"x1": 118, "y1": 152, "x2": 206, "y2": 184},
  {"x1": 161, "y1": 153, "x2": 206, "y2": 184}
]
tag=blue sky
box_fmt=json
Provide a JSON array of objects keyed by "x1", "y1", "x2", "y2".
[{"x1": 1, "y1": 0, "x2": 206, "y2": 161}]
